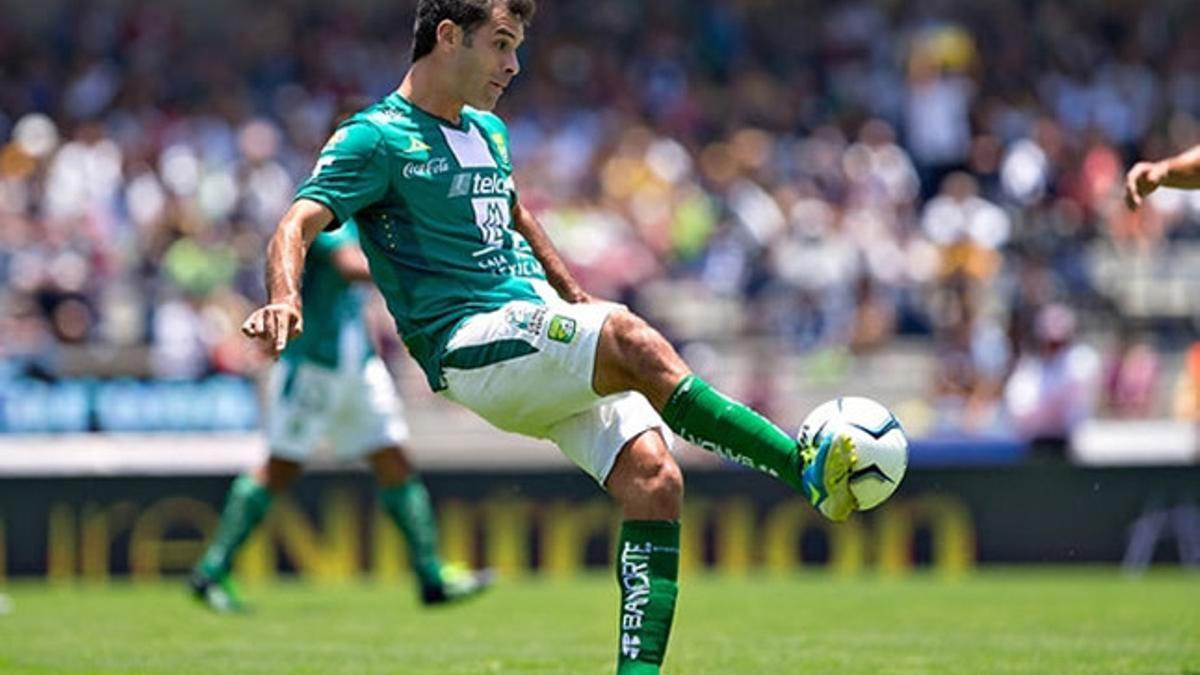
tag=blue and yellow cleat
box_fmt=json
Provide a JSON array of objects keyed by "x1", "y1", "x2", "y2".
[
  {"x1": 799, "y1": 434, "x2": 859, "y2": 522},
  {"x1": 421, "y1": 564, "x2": 494, "y2": 607},
  {"x1": 189, "y1": 572, "x2": 248, "y2": 614}
]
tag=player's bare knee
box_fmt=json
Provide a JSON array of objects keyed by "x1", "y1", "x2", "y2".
[
  {"x1": 651, "y1": 459, "x2": 684, "y2": 510},
  {"x1": 258, "y1": 458, "x2": 301, "y2": 493},
  {"x1": 369, "y1": 446, "x2": 413, "y2": 487},
  {"x1": 632, "y1": 456, "x2": 684, "y2": 516}
]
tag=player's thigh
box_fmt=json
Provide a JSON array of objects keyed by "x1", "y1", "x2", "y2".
[
  {"x1": 593, "y1": 308, "x2": 689, "y2": 408},
  {"x1": 544, "y1": 391, "x2": 675, "y2": 486},
  {"x1": 329, "y1": 356, "x2": 411, "y2": 461},
  {"x1": 265, "y1": 360, "x2": 339, "y2": 462},
  {"x1": 440, "y1": 298, "x2": 615, "y2": 435}
]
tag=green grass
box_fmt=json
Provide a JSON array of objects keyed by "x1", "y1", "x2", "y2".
[{"x1": 0, "y1": 569, "x2": 1197, "y2": 674}]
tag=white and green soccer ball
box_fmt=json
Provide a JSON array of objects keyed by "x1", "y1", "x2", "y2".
[{"x1": 798, "y1": 396, "x2": 909, "y2": 511}]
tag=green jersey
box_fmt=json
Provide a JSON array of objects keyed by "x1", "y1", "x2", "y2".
[
  {"x1": 280, "y1": 221, "x2": 373, "y2": 369},
  {"x1": 294, "y1": 92, "x2": 547, "y2": 390}
]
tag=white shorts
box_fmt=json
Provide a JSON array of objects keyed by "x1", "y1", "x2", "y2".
[
  {"x1": 265, "y1": 355, "x2": 410, "y2": 462},
  {"x1": 439, "y1": 284, "x2": 672, "y2": 485}
]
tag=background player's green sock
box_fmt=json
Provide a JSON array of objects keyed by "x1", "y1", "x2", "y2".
[
  {"x1": 196, "y1": 474, "x2": 273, "y2": 580},
  {"x1": 380, "y1": 478, "x2": 444, "y2": 588},
  {"x1": 660, "y1": 374, "x2": 802, "y2": 490},
  {"x1": 616, "y1": 520, "x2": 679, "y2": 675}
]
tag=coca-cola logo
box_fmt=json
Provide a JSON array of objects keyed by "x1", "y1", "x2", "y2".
[{"x1": 401, "y1": 157, "x2": 450, "y2": 179}]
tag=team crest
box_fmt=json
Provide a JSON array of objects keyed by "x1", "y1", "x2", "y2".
[
  {"x1": 490, "y1": 132, "x2": 509, "y2": 162},
  {"x1": 548, "y1": 315, "x2": 576, "y2": 344}
]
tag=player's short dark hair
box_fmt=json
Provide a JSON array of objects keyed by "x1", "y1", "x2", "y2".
[{"x1": 411, "y1": 0, "x2": 535, "y2": 62}]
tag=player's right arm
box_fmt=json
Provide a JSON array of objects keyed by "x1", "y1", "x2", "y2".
[
  {"x1": 1125, "y1": 144, "x2": 1200, "y2": 210},
  {"x1": 243, "y1": 116, "x2": 390, "y2": 354},
  {"x1": 242, "y1": 199, "x2": 334, "y2": 354}
]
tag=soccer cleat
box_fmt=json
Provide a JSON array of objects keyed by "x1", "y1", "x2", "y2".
[
  {"x1": 421, "y1": 564, "x2": 495, "y2": 607},
  {"x1": 189, "y1": 571, "x2": 248, "y2": 614},
  {"x1": 799, "y1": 433, "x2": 859, "y2": 522}
]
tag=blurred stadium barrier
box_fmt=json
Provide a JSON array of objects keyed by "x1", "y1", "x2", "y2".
[{"x1": 2, "y1": 466, "x2": 1197, "y2": 580}]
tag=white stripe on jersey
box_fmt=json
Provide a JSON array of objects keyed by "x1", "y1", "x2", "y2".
[{"x1": 441, "y1": 124, "x2": 498, "y2": 169}]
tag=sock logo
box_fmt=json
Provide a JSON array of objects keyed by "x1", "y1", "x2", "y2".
[
  {"x1": 621, "y1": 633, "x2": 642, "y2": 659},
  {"x1": 620, "y1": 541, "x2": 652, "y2": 659},
  {"x1": 680, "y1": 429, "x2": 780, "y2": 478}
]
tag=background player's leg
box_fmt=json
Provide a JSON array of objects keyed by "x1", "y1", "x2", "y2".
[
  {"x1": 604, "y1": 430, "x2": 682, "y2": 675},
  {"x1": 191, "y1": 457, "x2": 300, "y2": 611},
  {"x1": 369, "y1": 446, "x2": 491, "y2": 605},
  {"x1": 370, "y1": 446, "x2": 440, "y2": 588}
]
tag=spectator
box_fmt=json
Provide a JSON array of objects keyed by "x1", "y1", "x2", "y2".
[
  {"x1": 1102, "y1": 325, "x2": 1161, "y2": 418},
  {"x1": 0, "y1": 0, "x2": 1194, "y2": 427},
  {"x1": 1171, "y1": 343, "x2": 1200, "y2": 422},
  {"x1": 1004, "y1": 304, "x2": 1101, "y2": 457}
]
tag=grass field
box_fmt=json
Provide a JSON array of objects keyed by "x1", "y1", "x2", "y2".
[{"x1": 0, "y1": 569, "x2": 1197, "y2": 674}]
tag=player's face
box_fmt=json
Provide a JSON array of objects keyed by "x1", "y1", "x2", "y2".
[{"x1": 454, "y1": 4, "x2": 523, "y2": 110}]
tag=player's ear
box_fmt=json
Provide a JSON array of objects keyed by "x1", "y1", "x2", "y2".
[{"x1": 435, "y1": 19, "x2": 461, "y2": 51}]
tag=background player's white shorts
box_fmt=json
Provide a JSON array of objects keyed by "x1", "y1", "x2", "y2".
[
  {"x1": 439, "y1": 284, "x2": 673, "y2": 485},
  {"x1": 266, "y1": 356, "x2": 410, "y2": 462}
]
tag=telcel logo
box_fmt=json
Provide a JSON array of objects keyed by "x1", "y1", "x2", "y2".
[{"x1": 450, "y1": 172, "x2": 513, "y2": 197}]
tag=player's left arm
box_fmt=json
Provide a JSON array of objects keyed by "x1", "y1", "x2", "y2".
[
  {"x1": 1125, "y1": 144, "x2": 1200, "y2": 209},
  {"x1": 512, "y1": 199, "x2": 595, "y2": 303},
  {"x1": 330, "y1": 244, "x2": 374, "y2": 283}
]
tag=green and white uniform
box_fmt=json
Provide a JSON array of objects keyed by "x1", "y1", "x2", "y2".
[
  {"x1": 266, "y1": 221, "x2": 409, "y2": 461},
  {"x1": 295, "y1": 93, "x2": 668, "y2": 482}
]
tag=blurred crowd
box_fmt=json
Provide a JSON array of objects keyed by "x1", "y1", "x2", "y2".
[{"x1": 6, "y1": 0, "x2": 1200, "y2": 438}]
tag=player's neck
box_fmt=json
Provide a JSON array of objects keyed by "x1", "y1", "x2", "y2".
[{"x1": 399, "y1": 64, "x2": 465, "y2": 126}]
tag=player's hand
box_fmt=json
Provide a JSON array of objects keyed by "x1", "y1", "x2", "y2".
[
  {"x1": 567, "y1": 290, "x2": 602, "y2": 304},
  {"x1": 241, "y1": 301, "x2": 303, "y2": 357},
  {"x1": 1124, "y1": 161, "x2": 1165, "y2": 210},
  {"x1": 566, "y1": 290, "x2": 629, "y2": 312}
]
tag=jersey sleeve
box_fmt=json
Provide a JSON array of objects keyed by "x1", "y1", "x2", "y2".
[{"x1": 295, "y1": 120, "x2": 390, "y2": 225}]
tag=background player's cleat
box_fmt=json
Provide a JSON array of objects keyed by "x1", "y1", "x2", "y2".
[
  {"x1": 189, "y1": 572, "x2": 248, "y2": 614},
  {"x1": 421, "y1": 564, "x2": 495, "y2": 607},
  {"x1": 799, "y1": 434, "x2": 859, "y2": 522}
]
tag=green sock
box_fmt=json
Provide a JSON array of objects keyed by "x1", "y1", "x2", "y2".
[
  {"x1": 196, "y1": 474, "x2": 273, "y2": 580},
  {"x1": 379, "y1": 478, "x2": 444, "y2": 588},
  {"x1": 660, "y1": 374, "x2": 802, "y2": 491},
  {"x1": 616, "y1": 520, "x2": 680, "y2": 675}
]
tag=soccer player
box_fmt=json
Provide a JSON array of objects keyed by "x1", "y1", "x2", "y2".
[
  {"x1": 1125, "y1": 144, "x2": 1200, "y2": 209},
  {"x1": 241, "y1": 1, "x2": 856, "y2": 671},
  {"x1": 190, "y1": 221, "x2": 491, "y2": 613}
]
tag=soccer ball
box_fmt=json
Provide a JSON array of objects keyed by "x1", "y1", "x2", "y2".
[{"x1": 798, "y1": 396, "x2": 908, "y2": 511}]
